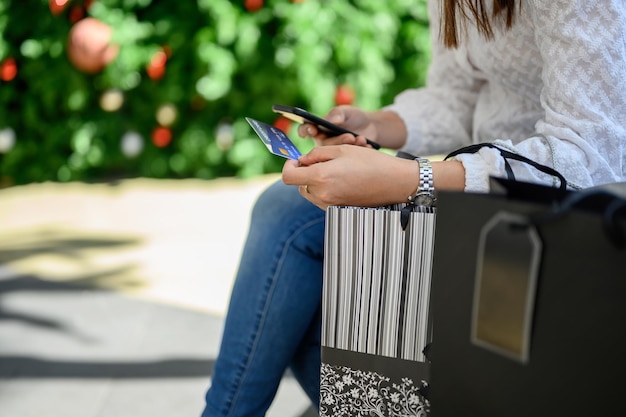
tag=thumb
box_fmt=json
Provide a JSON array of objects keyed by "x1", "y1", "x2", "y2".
[
  {"x1": 325, "y1": 107, "x2": 346, "y2": 125},
  {"x1": 298, "y1": 146, "x2": 341, "y2": 166}
]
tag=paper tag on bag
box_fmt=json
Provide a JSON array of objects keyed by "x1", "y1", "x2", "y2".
[{"x1": 472, "y1": 211, "x2": 542, "y2": 363}]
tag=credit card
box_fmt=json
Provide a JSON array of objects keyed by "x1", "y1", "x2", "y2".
[{"x1": 246, "y1": 117, "x2": 302, "y2": 160}]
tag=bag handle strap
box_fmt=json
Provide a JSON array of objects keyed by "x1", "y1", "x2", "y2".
[
  {"x1": 604, "y1": 198, "x2": 626, "y2": 248},
  {"x1": 446, "y1": 144, "x2": 626, "y2": 248},
  {"x1": 530, "y1": 188, "x2": 626, "y2": 249},
  {"x1": 444, "y1": 143, "x2": 568, "y2": 193}
]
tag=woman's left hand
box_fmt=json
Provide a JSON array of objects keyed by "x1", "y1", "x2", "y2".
[{"x1": 282, "y1": 144, "x2": 419, "y2": 210}]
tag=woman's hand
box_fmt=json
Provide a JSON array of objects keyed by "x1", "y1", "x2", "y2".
[
  {"x1": 297, "y1": 106, "x2": 379, "y2": 148},
  {"x1": 282, "y1": 145, "x2": 419, "y2": 210},
  {"x1": 297, "y1": 106, "x2": 409, "y2": 150}
]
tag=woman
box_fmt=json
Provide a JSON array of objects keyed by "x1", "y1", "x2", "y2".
[{"x1": 202, "y1": 0, "x2": 626, "y2": 415}]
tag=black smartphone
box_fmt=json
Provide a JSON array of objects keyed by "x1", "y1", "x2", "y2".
[{"x1": 271, "y1": 104, "x2": 381, "y2": 150}]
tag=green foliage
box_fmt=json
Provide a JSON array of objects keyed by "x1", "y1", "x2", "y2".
[{"x1": 0, "y1": 0, "x2": 430, "y2": 185}]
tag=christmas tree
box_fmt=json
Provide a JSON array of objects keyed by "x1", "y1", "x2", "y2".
[{"x1": 0, "y1": 0, "x2": 430, "y2": 186}]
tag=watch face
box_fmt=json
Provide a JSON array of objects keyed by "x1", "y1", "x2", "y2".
[{"x1": 414, "y1": 192, "x2": 436, "y2": 207}]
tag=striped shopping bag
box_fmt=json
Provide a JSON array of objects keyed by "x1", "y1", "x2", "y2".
[{"x1": 320, "y1": 204, "x2": 436, "y2": 417}]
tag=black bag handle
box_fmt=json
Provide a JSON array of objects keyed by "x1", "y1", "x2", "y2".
[
  {"x1": 444, "y1": 143, "x2": 568, "y2": 193},
  {"x1": 399, "y1": 143, "x2": 570, "y2": 231},
  {"x1": 604, "y1": 198, "x2": 626, "y2": 248},
  {"x1": 530, "y1": 188, "x2": 626, "y2": 249},
  {"x1": 446, "y1": 143, "x2": 626, "y2": 248}
]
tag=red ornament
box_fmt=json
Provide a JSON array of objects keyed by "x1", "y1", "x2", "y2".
[
  {"x1": 1, "y1": 58, "x2": 18, "y2": 82},
  {"x1": 67, "y1": 17, "x2": 119, "y2": 74},
  {"x1": 245, "y1": 0, "x2": 264, "y2": 12},
  {"x1": 147, "y1": 50, "x2": 168, "y2": 80},
  {"x1": 68, "y1": 6, "x2": 85, "y2": 23},
  {"x1": 151, "y1": 126, "x2": 172, "y2": 148},
  {"x1": 49, "y1": 0, "x2": 70, "y2": 16},
  {"x1": 273, "y1": 116, "x2": 292, "y2": 134},
  {"x1": 334, "y1": 84, "x2": 355, "y2": 106}
]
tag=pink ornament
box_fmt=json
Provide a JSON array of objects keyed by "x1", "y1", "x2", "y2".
[{"x1": 67, "y1": 17, "x2": 119, "y2": 74}]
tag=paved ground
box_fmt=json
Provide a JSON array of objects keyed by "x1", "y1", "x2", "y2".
[{"x1": 0, "y1": 175, "x2": 317, "y2": 417}]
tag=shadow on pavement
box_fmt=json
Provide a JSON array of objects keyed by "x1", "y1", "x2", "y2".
[
  {"x1": 0, "y1": 235, "x2": 143, "y2": 265},
  {"x1": 0, "y1": 183, "x2": 317, "y2": 416},
  {"x1": 0, "y1": 271, "x2": 319, "y2": 417},
  {"x1": 0, "y1": 356, "x2": 215, "y2": 379},
  {"x1": 0, "y1": 271, "x2": 143, "y2": 334}
]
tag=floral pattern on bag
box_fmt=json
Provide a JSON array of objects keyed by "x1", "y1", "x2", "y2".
[{"x1": 319, "y1": 363, "x2": 430, "y2": 417}]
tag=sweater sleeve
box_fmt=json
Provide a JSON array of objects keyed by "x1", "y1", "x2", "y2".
[
  {"x1": 384, "y1": 0, "x2": 483, "y2": 157},
  {"x1": 455, "y1": 0, "x2": 626, "y2": 191}
]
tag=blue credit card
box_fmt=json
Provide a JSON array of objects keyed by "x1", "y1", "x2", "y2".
[{"x1": 246, "y1": 117, "x2": 302, "y2": 160}]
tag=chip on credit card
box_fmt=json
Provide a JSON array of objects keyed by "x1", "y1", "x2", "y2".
[{"x1": 246, "y1": 117, "x2": 302, "y2": 160}]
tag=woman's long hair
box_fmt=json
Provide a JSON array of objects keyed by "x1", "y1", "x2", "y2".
[{"x1": 442, "y1": 0, "x2": 517, "y2": 48}]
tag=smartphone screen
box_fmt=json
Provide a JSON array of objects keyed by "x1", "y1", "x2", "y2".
[{"x1": 271, "y1": 104, "x2": 381, "y2": 150}]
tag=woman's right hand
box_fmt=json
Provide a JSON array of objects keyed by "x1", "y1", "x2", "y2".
[{"x1": 297, "y1": 105, "x2": 379, "y2": 148}]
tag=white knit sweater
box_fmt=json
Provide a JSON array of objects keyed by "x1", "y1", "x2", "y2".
[{"x1": 386, "y1": 0, "x2": 626, "y2": 192}]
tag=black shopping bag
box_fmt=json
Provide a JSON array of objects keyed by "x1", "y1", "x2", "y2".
[
  {"x1": 429, "y1": 178, "x2": 626, "y2": 417},
  {"x1": 320, "y1": 204, "x2": 435, "y2": 417}
]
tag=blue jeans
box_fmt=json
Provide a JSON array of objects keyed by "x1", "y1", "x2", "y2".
[{"x1": 202, "y1": 180, "x2": 326, "y2": 417}]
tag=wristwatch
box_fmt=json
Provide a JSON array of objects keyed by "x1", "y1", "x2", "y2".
[{"x1": 408, "y1": 157, "x2": 436, "y2": 207}]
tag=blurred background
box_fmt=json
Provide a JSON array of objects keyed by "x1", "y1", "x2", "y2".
[{"x1": 0, "y1": 0, "x2": 430, "y2": 416}]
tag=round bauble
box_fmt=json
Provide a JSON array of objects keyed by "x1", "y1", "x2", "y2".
[{"x1": 67, "y1": 17, "x2": 119, "y2": 74}]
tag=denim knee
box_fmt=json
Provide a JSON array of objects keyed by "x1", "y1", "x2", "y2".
[{"x1": 252, "y1": 180, "x2": 319, "y2": 222}]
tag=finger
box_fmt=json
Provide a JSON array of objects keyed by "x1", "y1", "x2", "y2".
[
  {"x1": 297, "y1": 123, "x2": 318, "y2": 138},
  {"x1": 339, "y1": 134, "x2": 358, "y2": 145},
  {"x1": 297, "y1": 184, "x2": 328, "y2": 210},
  {"x1": 325, "y1": 107, "x2": 347, "y2": 125},
  {"x1": 315, "y1": 133, "x2": 354, "y2": 147},
  {"x1": 354, "y1": 135, "x2": 370, "y2": 147},
  {"x1": 282, "y1": 158, "x2": 313, "y2": 186},
  {"x1": 297, "y1": 145, "x2": 342, "y2": 166},
  {"x1": 283, "y1": 158, "x2": 300, "y2": 169},
  {"x1": 283, "y1": 146, "x2": 342, "y2": 186}
]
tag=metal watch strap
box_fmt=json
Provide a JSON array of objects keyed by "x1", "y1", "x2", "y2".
[{"x1": 408, "y1": 157, "x2": 436, "y2": 207}]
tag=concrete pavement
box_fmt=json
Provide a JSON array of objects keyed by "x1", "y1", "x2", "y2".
[{"x1": 0, "y1": 175, "x2": 317, "y2": 417}]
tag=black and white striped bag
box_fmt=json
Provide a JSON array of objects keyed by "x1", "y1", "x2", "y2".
[{"x1": 320, "y1": 203, "x2": 436, "y2": 417}]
